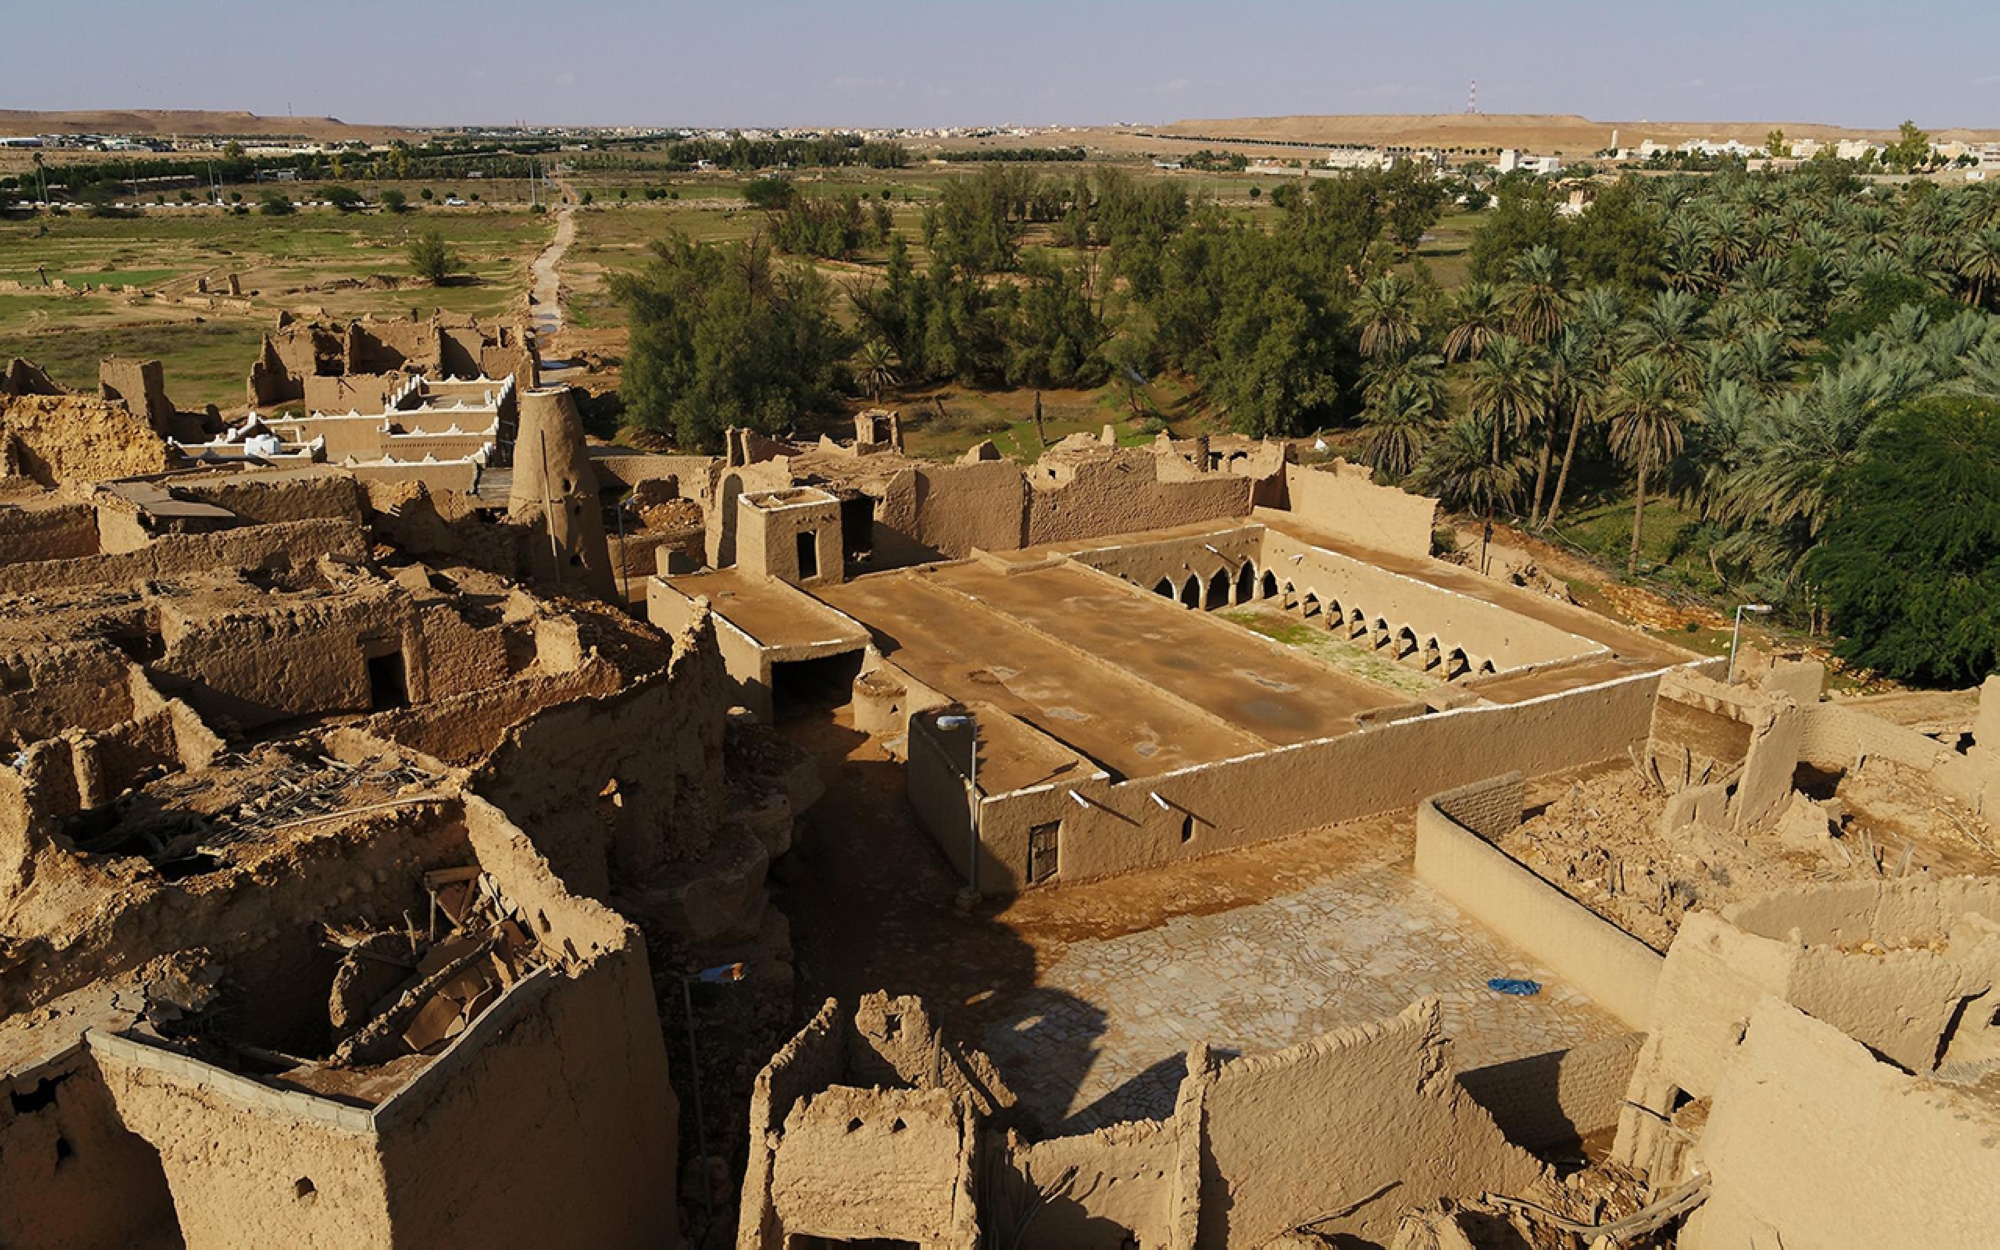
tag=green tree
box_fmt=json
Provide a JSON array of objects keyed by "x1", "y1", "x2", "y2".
[
  {"x1": 1353, "y1": 273, "x2": 1422, "y2": 360},
  {"x1": 407, "y1": 230, "x2": 462, "y2": 284},
  {"x1": 258, "y1": 189, "x2": 294, "y2": 216},
  {"x1": 322, "y1": 184, "x2": 364, "y2": 212},
  {"x1": 1467, "y1": 334, "x2": 1549, "y2": 471},
  {"x1": 743, "y1": 175, "x2": 796, "y2": 210},
  {"x1": 1440, "y1": 282, "x2": 1506, "y2": 363},
  {"x1": 379, "y1": 188, "x2": 409, "y2": 213},
  {"x1": 1883, "y1": 120, "x2": 1933, "y2": 173},
  {"x1": 614, "y1": 232, "x2": 848, "y2": 448},
  {"x1": 856, "y1": 339, "x2": 899, "y2": 402},
  {"x1": 1605, "y1": 355, "x2": 1688, "y2": 573},
  {"x1": 1806, "y1": 396, "x2": 2000, "y2": 684},
  {"x1": 1765, "y1": 128, "x2": 1791, "y2": 159},
  {"x1": 1409, "y1": 415, "x2": 1529, "y2": 573}
]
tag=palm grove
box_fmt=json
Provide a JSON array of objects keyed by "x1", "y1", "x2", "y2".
[{"x1": 616, "y1": 159, "x2": 2000, "y2": 686}]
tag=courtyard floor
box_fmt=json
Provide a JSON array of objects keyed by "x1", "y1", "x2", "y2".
[{"x1": 777, "y1": 707, "x2": 1625, "y2": 1137}]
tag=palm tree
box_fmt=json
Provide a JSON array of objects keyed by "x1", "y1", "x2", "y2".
[
  {"x1": 1505, "y1": 245, "x2": 1570, "y2": 345},
  {"x1": 1358, "y1": 352, "x2": 1445, "y2": 474},
  {"x1": 1440, "y1": 281, "x2": 1506, "y2": 363},
  {"x1": 1542, "y1": 286, "x2": 1624, "y2": 531},
  {"x1": 1408, "y1": 415, "x2": 1530, "y2": 574},
  {"x1": 1605, "y1": 356, "x2": 1688, "y2": 574},
  {"x1": 1959, "y1": 226, "x2": 2000, "y2": 310},
  {"x1": 1354, "y1": 273, "x2": 1423, "y2": 360},
  {"x1": 1625, "y1": 289, "x2": 1707, "y2": 386},
  {"x1": 1467, "y1": 335, "x2": 1550, "y2": 472},
  {"x1": 857, "y1": 339, "x2": 900, "y2": 402},
  {"x1": 1359, "y1": 375, "x2": 1443, "y2": 476}
]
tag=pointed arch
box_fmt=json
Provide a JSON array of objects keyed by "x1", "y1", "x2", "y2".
[
  {"x1": 1261, "y1": 571, "x2": 1279, "y2": 599},
  {"x1": 1154, "y1": 577, "x2": 1176, "y2": 598},
  {"x1": 1180, "y1": 575, "x2": 1202, "y2": 609},
  {"x1": 1205, "y1": 568, "x2": 1230, "y2": 609},
  {"x1": 1237, "y1": 563, "x2": 1255, "y2": 604}
]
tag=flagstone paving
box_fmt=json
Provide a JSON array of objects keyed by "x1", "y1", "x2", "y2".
[{"x1": 980, "y1": 863, "x2": 1621, "y2": 1132}]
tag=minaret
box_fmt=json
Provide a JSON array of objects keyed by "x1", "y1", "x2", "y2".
[{"x1": 509, "y1": 385, "x2": 614, "y2": 598}]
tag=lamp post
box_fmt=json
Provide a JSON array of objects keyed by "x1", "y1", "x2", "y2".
[
  {"x1": 937, "y1": 713, "x2": 978, "y2": 896},
  {"x1": 681, "y1": 961, "x2": 745, "y2": 1226},
  {"x1": 1728, "y1": 603, "x2": 1773, "y2": 684}
]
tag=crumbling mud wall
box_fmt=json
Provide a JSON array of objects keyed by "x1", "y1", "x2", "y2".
[
  {"x1": 87, "y1": 1034, "x2": 399, "y2": 1247},
  {"x1": 0, "y1": 518, "x2": 368, "y2": 596},
  {"x1": 1006, "y1": 1119, "x2": 1181, "y2": 1249},
  {"x1": 469, "y1": 611, "x2": 727, "y2": 900},
  {"x1": 359, "y1": 479, "x2": 531, "y2": 582},
  {"x1": 1179, "y1": 999, "x2": 1544, "y2": 1247},
  {"x1": 369, "y1": 796, "x2": 678, "y2": 1247},
  {"x1": 743, "y1": 996, "x2": 1544, "y2": 1250},
  {"x1": 1415, "y1": 773, "x2": 1664, "y2": 1028},
  {"x1": 769, "y1": 1086, "x2": 975, "y2": 1247},
  {"x1": 97, "y1": 357, "x2": 176, "y2": 435},
  {"x1": 1642, "y1": 671, "x2": 1804, "y2": 831},
  {"x1": 0, "y1": 393, "x2": 169, "y2": 485},
  {"x1": 1677, "y1": 998, "x2": 2000, "y2": 1250},
  {"x1": 1283, "y1": 459, "x2": 1439, "y2": 559},
  {"x1": 0, "y1": 1048, "x2": 184, "y2": 1249},
  {"x1": 1616, "y1": 877, "x2": 2000, "y2": 1183},
  {"x1": 172, "y1": 467, "x2": 364, "y2": 527},
  {"x1": 739, "y1": 995, "x2": 999, "y2": 1250},
  {"x1": 1022, "y1": 447, "x2": 1250, "y2": 549},
  {"x1": 0, "y1": 500, "x2": 99, "y2": 565}
]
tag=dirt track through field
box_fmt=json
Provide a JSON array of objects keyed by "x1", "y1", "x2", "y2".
[{"x1": 529, "y1": 197, "x2": 577, "y2": 340}]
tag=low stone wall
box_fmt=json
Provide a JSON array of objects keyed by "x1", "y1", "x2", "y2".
[{"x1": 1414, "y1": 773, "x2": 1663, "y2": 1030}]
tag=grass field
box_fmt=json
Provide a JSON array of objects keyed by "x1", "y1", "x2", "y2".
[{"x1": 0, "y1": 205, "x2": 551, "y2": 410}]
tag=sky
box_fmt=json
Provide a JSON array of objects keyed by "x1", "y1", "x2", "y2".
[{"x1": 6, "y1": 0, "x2": 1996, "y2": 131}]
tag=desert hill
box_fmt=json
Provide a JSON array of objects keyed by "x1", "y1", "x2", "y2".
[{"x1": 0, "y1": 109, "x2": 417, "y2": 143}]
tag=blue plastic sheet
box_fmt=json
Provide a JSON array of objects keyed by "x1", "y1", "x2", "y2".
[{"x1": 1487, "y1": 977, "x2": 1542, "y2": 996}]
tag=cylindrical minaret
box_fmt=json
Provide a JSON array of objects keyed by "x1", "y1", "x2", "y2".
[{"x1": 509, "y1": 385, "x2": 614, "y2": 598}]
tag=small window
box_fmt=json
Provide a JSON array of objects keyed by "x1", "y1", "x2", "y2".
[
  {"x1": 366, "y1": 651, "x2": 408, "y2": 709},
  {"x1": 796, "y1": 530, "x2": 819, "y2": 579}
]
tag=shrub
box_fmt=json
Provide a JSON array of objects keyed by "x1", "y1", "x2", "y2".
[{"x1": 408, "y1": 230, "x2": 462, "y2": 284}]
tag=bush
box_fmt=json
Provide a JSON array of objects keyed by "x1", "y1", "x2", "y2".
[
  {"x1": 420, "y1": 188, "x2": 434, "y2": 201},
  {"x1": 322, "y1": 184, "x2": 364, "y2": 212},
  {"x1": 379, "y1": 188, "x2": 408, "y2": 213},
  {"x1": 577, "y1": 190, "x2": 591, "y2": 206},
  {"x1": 259, "y1": 190, "x2": 295, "y2": 216},
  {"x1": 407, "y1": 230, "x2": 462, "y2": 284}
]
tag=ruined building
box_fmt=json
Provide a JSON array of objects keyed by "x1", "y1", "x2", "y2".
[{"x1": 7, "y1": 353, "x2": 2000, "y2": 1248}]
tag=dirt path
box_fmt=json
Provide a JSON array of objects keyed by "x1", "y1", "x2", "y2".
[{"x1": 528, "y1": 198, "x2": 577, "y2": 341}]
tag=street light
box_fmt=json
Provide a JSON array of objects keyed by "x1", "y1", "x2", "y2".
[
  {"x1": 1728, "y1": 603, "x2": 1773, "y2": 683},
  {"x1": 937, "y1": 713, "x2": 979, "y2": 896},
  {"x1": 680, "y1": 961, "x2": 745, "y2": 1225}
]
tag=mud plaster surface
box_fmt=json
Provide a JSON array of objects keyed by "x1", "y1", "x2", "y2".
[{"x1": 979, "y1": 860, "x2": 1621, "y2": 1131}]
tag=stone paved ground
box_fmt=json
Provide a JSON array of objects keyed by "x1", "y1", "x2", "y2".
[{"x1": 980, "y1": 864, "x2": 1621, "y2": 1132}]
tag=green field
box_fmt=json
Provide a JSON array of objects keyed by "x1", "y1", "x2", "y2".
[{"x1": 0, "y1": 205, "x2": 552, "y2": 411}]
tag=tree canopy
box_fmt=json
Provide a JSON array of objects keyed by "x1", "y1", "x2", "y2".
[
  {"x1": 1805, "y1": 396, "x2": 2000, "y2": 685},
  {"x1": 615, "y1": 233, "x2": 849, "y2": 449}
]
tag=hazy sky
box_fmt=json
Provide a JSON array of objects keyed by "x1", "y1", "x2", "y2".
[{"x1": 7, "y1": 1, "x2": 1996, "y2": 130}]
